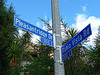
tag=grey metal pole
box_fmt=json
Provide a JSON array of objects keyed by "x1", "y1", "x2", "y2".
[{"x1": 51, "y1": 0, "x2": 65, "y2": 75}]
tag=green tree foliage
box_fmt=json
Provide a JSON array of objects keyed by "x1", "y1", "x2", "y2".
[
  {"x1": 23, "y1": 42, "x2": 54, "y2": 75},
  {"x1": 7, "y1": 40, "x2": 22, "y2": 67},
  {"x1": 7, "y1": 66, "x2": 21, "y2": 75},
  {"x1": 21, "y1": 31, "x2": 32, "y2": 46},
  {"x1": 20, "y1": 31, "x2": 32, "y2": 59},
  {"x1": 15, "y1": 17, "x2": 54, "y2": 75},
  {"x1": 63, "y1": 27, "x2": 88, "y2": 75},
  {"x1": 88, "y1": 26, "x2": 100, "y2": 74},
  {"x1": 0, "y1": 0, "x2": 17, "y2": 74},
  {"x1": 38, "y1": 17, "x2": 52, "y2": 31}
]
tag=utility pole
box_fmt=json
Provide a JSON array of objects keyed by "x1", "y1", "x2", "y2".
[{"x1": 51, "y1": 0, "x2": 65, "y2": 75}]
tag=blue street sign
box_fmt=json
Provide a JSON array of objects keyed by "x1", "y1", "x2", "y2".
[
  {"x1": 62, "y1": 50, "x2": 72, "y2": 61},
  {"x1": 14, "y1": 16, "x2": 53, "y2": 47},
  {"x1": 61, "y1": 24, "x2": 92, "y2": 61},
  {"x1": 41, "y1": 37, "x2": 54, "y2": 47}
]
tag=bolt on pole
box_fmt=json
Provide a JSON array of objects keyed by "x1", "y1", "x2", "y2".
[{"x1": 51, "y1": 0, "x2": 65, "y2": 75}]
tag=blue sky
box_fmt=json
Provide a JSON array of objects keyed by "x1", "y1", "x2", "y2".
[
  {"x1": 7, "y1": 0, "x2": 100, "y2": 46},
  {"x1": 6, "y1": 0, "x2": 100, "y2": 26}
]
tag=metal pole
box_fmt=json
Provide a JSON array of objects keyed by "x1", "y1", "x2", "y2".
[{"x1": 51, "y1": 0, "x2": 65, "y2": 75}]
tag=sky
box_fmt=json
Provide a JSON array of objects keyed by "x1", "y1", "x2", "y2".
[{"x1": 7, "y1": 0, "x2": 100, "y2": 47}]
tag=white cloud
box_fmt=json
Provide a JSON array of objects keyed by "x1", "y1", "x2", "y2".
[
  {"x1": 83, "y1": 6, "x2": 87, "y2": 13},
  {"x1": 72, "y1": 14, "x2": 100, "y2": 46},
  {"x1": 36, "y1": 22, "x2": 41, "y2": 27},
  {"x1": 31, "y1": 34, "x2": 40, "y2": 44},
  {"x1": 18, "y1": 29, "x2": 24, "y2": 37}
]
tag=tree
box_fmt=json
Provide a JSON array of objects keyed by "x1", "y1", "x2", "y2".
[
  {"x1": 20, "y1": 31, "x2": 32, "y2": 60},
  {"x1": 20, "y1": 17, "x2": 55, "y2": 75},
  {"x1": 18, "y1": 31, "x2": 32, "y2": 75},
  {"x1": 62, "y1": 27, "x2": 78, "y2": 44},
  {"x1": 7, "y1": 40, "x2": 22, "y2": 68},
  {"x1": 0, "y1": 1, "x2": 18, "y2": 74},
  {"x1": 88, "y1": 26, "x2": 100, "y2": 74},
  {"x1": 63, "y1": 27, "x2": 88, "y2": 75},
  {"x1": 21, "y1": 31, "x2": 32, "y2": 46},
  {"x1": 23, "y1": 41, "x2": 54, "y2": 75}
]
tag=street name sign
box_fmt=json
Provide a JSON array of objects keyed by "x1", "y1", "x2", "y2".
[
  {"x1": 62, "y1": 50, "x2": 72, "y2": 62},
  {"x1": 41, "y1": 37, "x2": 54, "y2": 47},
  {"x1": 61, "y1": 24, "x2": 92, "y2": 61},
  {"x1": 14, "y1": 16, "x2": 53, "y2": 47}
]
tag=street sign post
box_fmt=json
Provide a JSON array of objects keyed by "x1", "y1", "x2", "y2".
[
  {"x1": 61, "y1": 24, "x2": 92, "y2": 61},
  {"x1": 51, "y1": 0, "x2": 65, "y2": 75},
  {"x1": 14, "y1": 16, "x2": 53, "y2": 47}
]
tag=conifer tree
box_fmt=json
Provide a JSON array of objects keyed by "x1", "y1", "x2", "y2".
[
  {"x1": 89, "y1": 26, "x2": 100, "y2": 74},
  {"x1": 0, "y1": 0, "x2": 17, "y2": 74}
]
